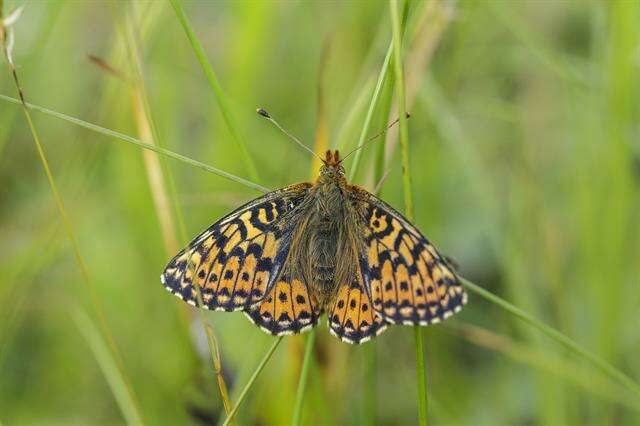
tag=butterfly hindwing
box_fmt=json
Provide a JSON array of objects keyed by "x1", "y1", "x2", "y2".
[
  {"x1": 244, "y1": 272, "x2": 321, "y2": 335},
  {"x1": 358, "y1": 195, "x2": 467, "y2": 325},
  {"x1": 161, "y1": 183, "x2": 312, "y2": 311},
  {"x1": 328, "y1": 274, "x2": 388, "y2": 344}
]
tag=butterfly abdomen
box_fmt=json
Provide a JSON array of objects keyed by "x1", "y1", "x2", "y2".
[
  {"x1": 308, "y1": 214, "x2": 339, "y2": 299},
  {"x1": 301, "y1": 179, "x2": 349, "y2": 306}
]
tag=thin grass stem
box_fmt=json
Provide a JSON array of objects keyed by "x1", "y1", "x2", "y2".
[
  {"x1": 347, "y1": 42, "x2": 393, "y2": 182},
  {"x1": 290, "y1": 47, "x2": 332, "y2": 424},
  {"x1": 116, "y1": 5, "x2": 236, "y2": 416},
  {"x1": 390, "y1": 1, "x2": 428, "y2": 425},
  {"x1": 0, "y1": 94, "x2": 269, "y2": 193},
  {"x1": 169, "y1": 0, "x2": 260, "y2": 182},
  {"x1": 74, "y1": 310, "x2": 145, "y2": 426},
  {"x1": 221, "y1": 337, "x2": 283, "y2": 426},
  {"x1": 448, "y1": 322, "x2": 640, "y2": 412},
  {"x1": 291, "y1": 330, "x2": 316, "y2": 426},
  {"x1": 119, "y1": 2, "x2": 188, "y2": 243},
  {"x1": 461, "y1": 277, "x2": 640, "y2": 399},
  {"x1": 363, "y1": 70, "x2": 394, "y2": 426},
  {"x1": 1, "y1": 17, "x2": 144, "y2": 424}
]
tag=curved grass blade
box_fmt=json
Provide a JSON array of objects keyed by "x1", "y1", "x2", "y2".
[
  {"x1": 74, "y1": 310, "x2": 145, "y2": 426},
  {"x1": 115, "y1": 1, "x2": 188, "y2": 244},
  {"x1": 461, "y1": 277, "x2": 640, "y2": 399},
  {"x1": 1, "y1": 14, "x2": 144, "y2": 424},
  {"x1": 448, "y1": 322, "x2": 640, "y2": 412},
  {"x1": 0, "y1": 94, "x2": 269, "y2": 193},
  {"x1": 169, "y1": 0, "x2": 260, "y2": 182},
  {"x1": 291, "y1": 50, "x2": 332, "y2": 422},
  {"x1": 221, "y1": 337, "x2": 283, "y2": 426},
  {"x1": 347, "y1": 43, "x2": 393, "y2": 182},
  {"x1": 390, "y1": 1, "x2": 429, "y2": 425},
  {"x1": 291, "y1": 330, "x2": 316, "y2": 426},
  {"x1": 114, "y1": 5, "x2": 237, "y2": 416}
]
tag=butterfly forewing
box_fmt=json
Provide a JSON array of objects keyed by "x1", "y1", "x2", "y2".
[
  {"x1": 358, "y1": 194, "x2": 467, "y2": 325},
  {"x1": 161, "y1": 183, "x2": 312, "y2": 311}
]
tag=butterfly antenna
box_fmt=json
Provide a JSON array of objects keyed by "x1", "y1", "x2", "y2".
[
  {"x1": 341, "y1": 113, "x2": 411, "y2": 162},
  {"x1": 257, "y1": 108, "x2": 324, "y2": 162}
]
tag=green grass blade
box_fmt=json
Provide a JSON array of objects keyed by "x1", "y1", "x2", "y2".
[
  {"x1": 114, "y1": 4, "x2": 236, "y2": 417},
  {"x1": 347, "y1": 0, "x2": 409, "y2": 183},
  {"x1": 74, "y1": 310, "x2": 145, "y2": 426},
  {"x1": 488, "y1": 2, "x2": 589, "y2": 85},
  {"x1": 221, "y1": 337, "x2": 283, "y2": 426},
  {"x1": 347, "y1": 42, "x2": 392, "y2": 182},
  {"x1": 117, "y1": 1, "x2": 188, "y2": 243},
  {"x1": 363, "y1": 66, "x2": 394, "y2": 426},
  {"x1": 390, "y1": 1, "x2": 428, "y2": 425},
  {"x1": 461, "y1": 277, "x2": 640, "y2": 399},
  {"x1": 169, "y1": 0, "x2": 260, "y2": 182},
  {"x1": 0, "y1": 94, "x2": 269, "y2": 193},
  {"x1": 449, "y1": 322, "x2": 640, "y2": 412},
  {"x1": 1, "y1": 18, "x2": 145, "y2": 424},
  {"x1": 291, "y1": 330, "x2": 316, "y2": 426}
]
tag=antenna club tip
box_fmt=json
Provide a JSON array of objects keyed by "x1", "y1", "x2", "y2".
[{"x1": 257, "y1": 108, "x2": 271, "y2": 118}]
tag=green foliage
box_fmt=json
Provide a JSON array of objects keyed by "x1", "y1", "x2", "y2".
[{"x1": 1, "y1": 1, "x2": 639, "y2": 425}]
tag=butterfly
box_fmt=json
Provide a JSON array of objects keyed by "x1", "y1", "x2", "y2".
[{"x1": 161, "y1": 149, "x2": 467, "y2": 344}]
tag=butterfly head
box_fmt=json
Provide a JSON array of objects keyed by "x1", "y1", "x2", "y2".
[{"x1": 320, "y1": 150, "x2": 346, "y2": 177}]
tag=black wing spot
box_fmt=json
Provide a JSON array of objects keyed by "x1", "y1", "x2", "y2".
[
  {"x1": 278, "y1": 313, "x2": 291, "y2": 322},
  {"x1": 298, "y1": 310, "x2": 311, "y2": 319}
]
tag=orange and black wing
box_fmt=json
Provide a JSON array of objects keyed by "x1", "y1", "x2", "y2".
[
  {"x1": 244, "y1": 272, "x2": 321, "y2": 336},
  {"x1": 161, "y1": 183, "x2": 312, "y2": 312},
  {"x1": 328, "y1": 273, "x2": 388, "y2": 344},
  {"x1": 358, "y1": 195, "x2": 467, "y2": 325}
]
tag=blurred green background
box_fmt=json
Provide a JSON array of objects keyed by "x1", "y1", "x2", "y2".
[{"x1": 1, "y1": 1, "x2": 639, "y2": 425}]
